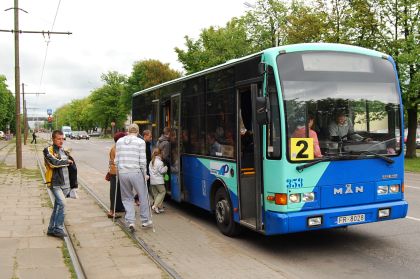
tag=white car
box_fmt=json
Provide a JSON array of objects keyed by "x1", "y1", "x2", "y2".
[{"x1": 0, "y1": 131, "x2": 4, "y2": 139}]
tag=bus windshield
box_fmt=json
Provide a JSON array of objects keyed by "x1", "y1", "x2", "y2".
[{"x1": 277, "y1": 51, "x2": 402, "y2": 161}]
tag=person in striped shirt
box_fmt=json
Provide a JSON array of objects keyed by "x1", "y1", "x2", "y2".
[{"x1": 115, "y1": 123, "x2": 152, "y2": 230}]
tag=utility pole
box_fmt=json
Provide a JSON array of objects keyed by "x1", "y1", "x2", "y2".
[
  {"x1": 13, "y1": 0, "x2": 22, "y2": 169},
  {"x1": 21, "y1": 83, "x2": 45, "y2": 145},
  {"x1": 2, "y1": 1, "x2": 71, "y2": 169}
]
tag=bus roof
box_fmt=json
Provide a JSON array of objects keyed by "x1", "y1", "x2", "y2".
[{"x1": 132, "y1": 43, "x2": 389, "y2": 97}]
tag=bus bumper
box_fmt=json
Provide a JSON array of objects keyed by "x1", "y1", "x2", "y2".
[{"x1": 264, "y1": 200, "x2": 408, "y2": 235}]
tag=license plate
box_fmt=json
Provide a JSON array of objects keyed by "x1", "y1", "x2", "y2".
[{"x1": 337, "y1": 214, "x2": 365, "y2": 224}]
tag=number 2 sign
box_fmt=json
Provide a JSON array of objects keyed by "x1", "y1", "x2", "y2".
[{"x1": 290, "y1": 138, "x2": 314, "y2": 161}]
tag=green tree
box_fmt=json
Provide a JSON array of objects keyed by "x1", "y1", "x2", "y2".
[
  {"x1": 283, "y1": 0, "x2": 328, "y2": 44},
  {"x1": 175, "y1": 17, "x2": 256, "y2": 74},
  {"x1": 67, "y1": 98, "x2": 93, "y2": 131},
  {"x1": 89, "y1": 71, "x2": 127, "y2": 132},
  {"x1": 242, "y1": 0, "x2": 289, "y2": 48},
  {"x1": 0, "y1": 75, "x2": 15, "y2": 133},
  {"x1": 123, "y1": 59, "x2": 181, "y2": 111},
  {"x1": 374, "y1": 0, "x2": 419, "y2": 158}
]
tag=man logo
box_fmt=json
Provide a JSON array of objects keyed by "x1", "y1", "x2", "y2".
[{"x1": 334, "y1": 184, "x2": 364, "y2": 195}]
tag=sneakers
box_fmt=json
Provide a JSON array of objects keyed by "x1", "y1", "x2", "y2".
[
  {"x1": 151, "y1": 205, "x2": 160, "y2": 214},
  {"x1": 128, "y1": 223, "x2": 136, "y2": 232},
  {"x1": 159, "y1": 208, "x2": 165, "y2": 213},
  {"x1": 141, "y1": 220, "x2": 153, "y2": 228},
  {"x1": 69, "y1": 188, "x2": 78, "y2": 199}
]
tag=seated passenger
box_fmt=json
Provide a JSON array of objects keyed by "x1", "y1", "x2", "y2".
[
  {"x1": 208, "y1": 133, "x2": 222, "y2": 156},
  {"x1": 328, "y1": 113, "x2": 364, "y2": 141},
  {"x1": 292, "y1": 115, "x2": 323, "y2": 158}
]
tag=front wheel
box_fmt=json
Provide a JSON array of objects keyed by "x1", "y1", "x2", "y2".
[{"x1": 214, "y1": 188, "x2": 240, "y2": 237}]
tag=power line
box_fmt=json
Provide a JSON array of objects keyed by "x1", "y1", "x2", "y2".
[{"x1": 39, "y1": 0, "x2": 63, "y2": 90}]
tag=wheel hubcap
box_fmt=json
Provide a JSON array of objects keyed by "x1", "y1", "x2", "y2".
[{"x1": 216, "y1": 200, "x2": 227, "y2": 224}]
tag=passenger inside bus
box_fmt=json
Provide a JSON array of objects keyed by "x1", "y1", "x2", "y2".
[
  {"x1": 208, "y1": 133, "x2": 222, "y2": 156},
  {"x1": 292, "y1": 115, "x2": 323, "y2": 158}
]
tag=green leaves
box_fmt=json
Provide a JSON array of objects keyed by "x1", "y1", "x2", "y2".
[
  {"x1": 52, "y1": 61, "x2": 180, "y2": 132},
  {"x1": 0, "y1": 75, "x2": 15, "y2": 132},
  {"x1": 175, "y1": 18, "x2": 255, "y2": 74},
  {"x1": 123, "y1": 59, "x2": 181, "y2": 112}
]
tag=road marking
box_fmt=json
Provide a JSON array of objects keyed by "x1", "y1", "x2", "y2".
[
  {"x1": 405, "y1": 185, "x2": 420, "y2": 190},
  {"x1": 406, "y1": 216, "x2": 420, "y2": 222}
]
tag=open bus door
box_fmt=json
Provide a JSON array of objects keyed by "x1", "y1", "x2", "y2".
[
  {"x1": 237, "y1": 83, "x2": 263, "y2": 231},
  {"x1": 169, "y1": 94, "x2": 182, "y2": 202}
]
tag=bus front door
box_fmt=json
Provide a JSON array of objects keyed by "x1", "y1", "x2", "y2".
[
  {"x1": 237, "y1": 83, "x2": 263, "y2": 231},
  {"x1": 170, "y1": 94, "x2": 182, "y2": 202}
]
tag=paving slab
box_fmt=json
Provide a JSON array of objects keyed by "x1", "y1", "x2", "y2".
[{"x1": 63, "y1": 186, "x2": 164, "y2": 279}]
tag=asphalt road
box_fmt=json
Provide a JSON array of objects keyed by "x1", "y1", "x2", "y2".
[{"x1": 59, "y1": 136, "x2": 420, "y2": 279}]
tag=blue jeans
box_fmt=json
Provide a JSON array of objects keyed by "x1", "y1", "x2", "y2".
[{"x1": 48, "y1": 186, "x2": 70, "y2": 233}]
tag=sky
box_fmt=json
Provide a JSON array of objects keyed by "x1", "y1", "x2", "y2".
[{"x1": 0, "y1": 0, "x2": 251, "y2": 117}]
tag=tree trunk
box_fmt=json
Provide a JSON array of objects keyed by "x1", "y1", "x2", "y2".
[{"x1": 405, "y1": 106, "x2": 418, "y2": 158}]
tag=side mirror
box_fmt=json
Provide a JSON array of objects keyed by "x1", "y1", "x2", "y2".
[
  {"x1": 258, "y1": 62, "x2": 266, "y2": 75},
  {"x1": 255, "y1": 96, "x2": 270, "y2": 125}
]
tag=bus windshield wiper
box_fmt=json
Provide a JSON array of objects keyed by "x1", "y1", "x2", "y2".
[
  {"x1": 357, "y1": 150, "x2": 394, "y2": 164},
  {"x1": 296, "y1": 156, "x2": 334, "y2": 172}
]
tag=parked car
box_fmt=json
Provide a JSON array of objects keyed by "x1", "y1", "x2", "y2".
[
  {"x1": 404, "y1": 128, "x2": 420, "y2": 148},
  {"x1": 89, "y1": 131, "x2": 101, "y2": 137},
  {"x1": 0, "y1": 131, "x2": 4, "y2": 140},
  {"x1": 416, "y1": 130, "x2": 420, "y2": 149},
  {"x1": 78, "y1": 131, "x2": 90, "y2": 140},
  {"x1": 70, "y1": 131, "x2": 79, "y2": 139}
]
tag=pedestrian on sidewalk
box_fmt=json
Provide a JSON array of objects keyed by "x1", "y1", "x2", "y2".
[
  {"x1": 115, "y1": 123, "x2": 152, "y2": 231},
  {"x1": 43, "y1": 130, "x2": 78, "y2": 238},
  {"x1": 31, "y1": 130, "x2": 37, "y2": 144},
  {"x1": 149, "y1": 148, "x2": 167, "y2": 214},
  {"x1": 107, "y1": 131, "x2": 126, "y2": 218}
]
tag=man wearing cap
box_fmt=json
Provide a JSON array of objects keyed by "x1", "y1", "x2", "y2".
[{"x1": 115, "y1": 123, "x2": 152, "y2": 230}]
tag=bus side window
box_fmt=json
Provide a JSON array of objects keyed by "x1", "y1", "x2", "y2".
[{"x1": 266, "y1": 66, "x2": 281, "y2": 159}]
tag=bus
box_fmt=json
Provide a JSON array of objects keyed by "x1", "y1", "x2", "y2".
[
  {"x1": 62, "y1": 126, "x2": 72, "y2": 140},
  {"x1": 132, "y1": 43, "x2": 408, "y2": 236}
]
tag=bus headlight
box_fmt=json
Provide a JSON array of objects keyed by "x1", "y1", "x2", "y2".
[
  {"x1": 389, "y1": 184, "x2": 400, "y2": 193},
  {"x1": 377, "y1": 185, "x2": 388, "y2": 195},
  {"x1": 302, "y1": 192, "x2": 315, "y2": 202},
  {"x1": 378, "y1": 208, "x2": 391, "y2": 218},
  {"x1": 289, "y1": 193, "x2": 301, "y2": 203},
  {"x1": 307, "y1": 216, "x2": 322, "y2": 227}
]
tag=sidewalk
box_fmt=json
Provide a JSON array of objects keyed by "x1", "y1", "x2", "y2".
[
  {"x1": 1, "y1": 142, "x2": 165, "y2": 279},
  {"x1": 0, "y1": 142, "x2": 71, "y2": 279}
]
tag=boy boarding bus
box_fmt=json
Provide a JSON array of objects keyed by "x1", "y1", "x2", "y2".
[{"x1": 132, "y1": 43, "x2": 408, "y2": 236}]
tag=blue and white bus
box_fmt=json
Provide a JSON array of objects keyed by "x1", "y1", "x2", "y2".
[{"x1": 132, "y1": 43, "x2": 408, "y2": 236}]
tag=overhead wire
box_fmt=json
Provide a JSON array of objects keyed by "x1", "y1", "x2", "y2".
[{"x1": 38, "y1": 0, "x2": 62, "y2": 91}]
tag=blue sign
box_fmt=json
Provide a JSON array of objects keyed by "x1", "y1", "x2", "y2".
[{"x1": 47, "y1": 109, "x2": 52, "y2": 115}]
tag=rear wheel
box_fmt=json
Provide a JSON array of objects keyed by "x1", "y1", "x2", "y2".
[{"x1": 214, "y1": 188, "x2": 240, "y2": 236}]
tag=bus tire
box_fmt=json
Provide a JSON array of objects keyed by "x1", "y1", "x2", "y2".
[{"x1": 214, "y1": 188, "x2": 240, "y2": 237}]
